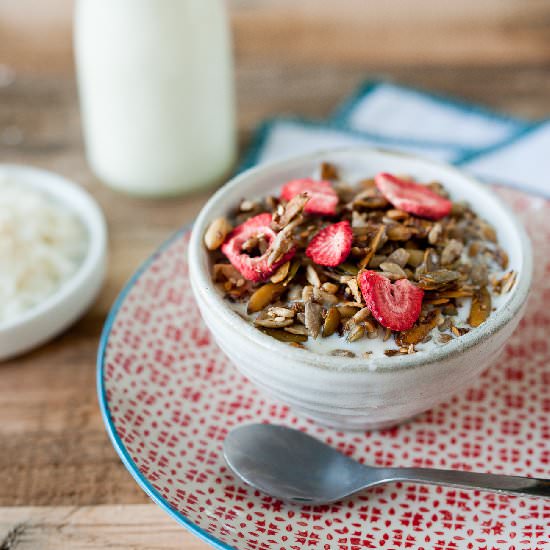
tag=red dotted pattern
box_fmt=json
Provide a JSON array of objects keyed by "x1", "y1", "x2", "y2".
[{"x1": 103, "y1": 187, "x2": 550, "y2": 550}]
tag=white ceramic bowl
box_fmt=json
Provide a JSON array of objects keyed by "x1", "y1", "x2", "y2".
[
  {"x1": 189, "y1": 148, "x2": 532, "y2": 430},
  {"x1": 0, "y1": 164, "x2": 107, "y2": 361}
]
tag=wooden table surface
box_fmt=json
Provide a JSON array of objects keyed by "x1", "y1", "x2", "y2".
[{"x1": 1, "y1": 2, "x2": 549, "y2": 548}]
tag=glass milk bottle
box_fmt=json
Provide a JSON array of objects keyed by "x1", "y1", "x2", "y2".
[{"x1": 74, "y1": 0, "x2": 236, "y2": 197}]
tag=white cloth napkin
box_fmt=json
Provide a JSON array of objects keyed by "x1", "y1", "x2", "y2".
[
  {"x1": 241, "y1": 81, "x2": 547, "y2": 198},
  {"x1": 239, "y1": 117, "x2": 462, "y2": 170},
  {"x1": 459, "y1": 120, "x2": 550, "y2": 197},
  {"x1": 332, "y1": 81, "x2": 527, "y2": 153}
]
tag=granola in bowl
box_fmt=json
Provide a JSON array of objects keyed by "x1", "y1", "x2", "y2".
[{"x1": 204, "y1": 163, "x2": 516, "y2": 359}]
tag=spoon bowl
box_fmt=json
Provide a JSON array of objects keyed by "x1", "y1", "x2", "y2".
[{"x1": 223, "y1": 424, "x2": 549, "y2": 505}]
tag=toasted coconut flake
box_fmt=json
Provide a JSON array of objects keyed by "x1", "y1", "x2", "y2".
[
  {"x1": 451, "y1": 323, "x2": 470, "y2": 337},
  {"x1": 358, "y1": 225, "x2": 385, "y2": 269},
  {"x1": 347, "y1": 278, "x2": 362, "y2": 303},
  {"x1": 267, "y1": 217, "x2": 301, "y2": 266},
  {"x1": 437, "y1": 289, "x2": 474, "y2": 298},
  {"x1": 271, "y1": 192, "x2": 309, "y2": 231},
  {"x1": 395, "y1": 310, "x2": 440, "y2": 346},
  {"x1": 468, "y1": 287, "x2": 492, "y2": 327},
  {"x1": 500, "y1": 270, "x2": 517, "y2": 294}
]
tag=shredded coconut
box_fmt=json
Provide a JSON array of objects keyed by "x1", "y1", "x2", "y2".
[{"x1": 0, "y1": 176, "x2": 87, "y2": 324}]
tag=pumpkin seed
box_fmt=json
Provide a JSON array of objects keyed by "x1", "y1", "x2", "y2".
[
  {"x1": 322, "y1": 307, "x2": 341, "y2": 337},
  {"x1": 247, "y1": 282, "x2": 285, "y2": 314},
  {"x1": 254, "y1": 316, "x2": 294, "y2": 328},
  {"x1": 406, "y1": 249, "x2": 425, "y2": 268},
  {"x1": 417, "y1": 270, "x2": 460, "y2": 290},
  {"x1": 261, "y1": 328, "x2": 307, "y2": 343}
]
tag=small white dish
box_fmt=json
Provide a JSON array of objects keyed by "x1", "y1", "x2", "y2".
[
  {"x1": 0, "y1": 164, "x2": 107, "y2": 361},
  {"x1": 188, "y1": 147, "x2": 533, "y2": 430}
]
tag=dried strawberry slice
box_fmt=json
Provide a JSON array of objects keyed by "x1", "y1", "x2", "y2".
[
  {"x1": 358, "y1": 270, "x2": 424, "y2": 331},
  {"x1": 221, "y1": 213, "x2": 295, "y2": 282},
  {"x1": 280, "y1": 178, "x2": 338, "y2": 216},
  {"x1": 375, "y1": 173, "x2": 452, "y2": 220},
  {"x1": 306, "y1": 221, "x2": 352, "y2": 267}
]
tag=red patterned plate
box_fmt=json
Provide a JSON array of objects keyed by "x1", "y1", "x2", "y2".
[{"x1": 98, "y1": 187, "x2": 549, "y2": 550}]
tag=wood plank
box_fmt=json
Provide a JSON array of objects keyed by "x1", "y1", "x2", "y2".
[
  {"x1": 0, "y1": 505, "x2": 210, "y2": 549},
  {"x1": 1, "y1": 0, "x2": 550, "y2": 72}
]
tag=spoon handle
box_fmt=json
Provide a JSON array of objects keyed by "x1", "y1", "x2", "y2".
[{"x1": 382, "y1": 467, "x2": 550, "y2": 498}]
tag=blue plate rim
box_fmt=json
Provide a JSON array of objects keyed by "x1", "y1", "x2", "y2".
[{"x1": 96, "y1": 223, "x2": 236, "y2": 550}]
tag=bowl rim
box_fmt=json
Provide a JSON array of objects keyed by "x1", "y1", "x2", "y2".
[
  {"x1": 188, "y1": 146, "x2": 533, "y2": 373},
  {"x1": 0, "y1": 163, "x2": 107, "y2": 333}
]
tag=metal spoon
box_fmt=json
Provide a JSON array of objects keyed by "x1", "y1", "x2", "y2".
[{"x1": 223, "y1": 424, "x2": 549, "y2": 504}]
